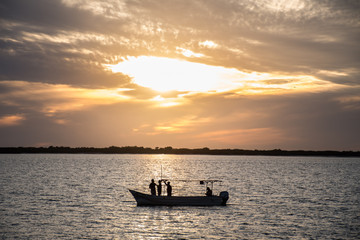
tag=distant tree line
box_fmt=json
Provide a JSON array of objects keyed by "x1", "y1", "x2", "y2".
[{"x1": 0, "y1": 146, "x2": 359, "y2": 157}]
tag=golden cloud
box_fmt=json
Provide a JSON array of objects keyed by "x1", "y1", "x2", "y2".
[
  {"x1": 133, "y1": 115, "x2": 212, "y2": 135},
  {"x1": 0, "y1": 81, "x2": 132, "y2": 116},
  {"x1": 0, "y1": 114, "x2": 25, "y2": 127}
]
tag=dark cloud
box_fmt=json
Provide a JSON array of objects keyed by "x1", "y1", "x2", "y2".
[
  {"x1": 0, "y1": 0, "x2": 122, "y2": 33},
  {"x1": 0, "y1": 42, "x2": 130, "y2": 87},
  {"x1": 0, "y1": 0, "x2": 132, "y2": 87}
]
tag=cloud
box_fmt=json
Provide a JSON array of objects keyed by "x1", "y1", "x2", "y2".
[
  {"x1": 176, "y1": 47, "x2": 204, "y2": 58},
  {"x1": 0, "y1": 81, "x2": 359, "y2": 149},
  {"x1": 0, "y1": 0, "x2": 125, "y2": 32},
  {"x1": 0, "y1": 0, "x2": 359, "y2": 149},
  {"x1": 0, "y1": 81, "x2": 132, "y2": 116},
  {"x1": 140, "y1": 115, "x2": 212, "y2": 134},
  {"x1": 179, "y1": 88, "x2": 360, "y2": 150},
  {"x1": 0, "y1": 114, "x2": 25, "y2": 127},
  {"x1": 1, "y1": 0, "x2": 359, "y2": 87},
  {"x1": 194, "y1": 128, "x2": 291, "y2": 148}
]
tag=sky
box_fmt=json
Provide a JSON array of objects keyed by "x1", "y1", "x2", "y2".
[{"x1": 0, "y1": 0, "x2": 359, "y2": 150}]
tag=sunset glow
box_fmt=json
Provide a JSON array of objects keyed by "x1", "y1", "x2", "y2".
[
  {"x1": 107, "y1": 56, "x2": 341, "y2": 94},
  {"x1": 107, "y1": 56, "x2": 238, "y2": 92},
  {"x1": 1, "y1": 2, "x2": 360, "y2": 240},
  {"x1": 1, "y1": 0, "x2": 359, "y2": 150}
]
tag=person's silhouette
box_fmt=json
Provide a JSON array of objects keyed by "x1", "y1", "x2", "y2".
[
  {"x1": 149, "y1": 179, "x2": 156, "y2": 195},
  {"x1": 165, "y1": 181, "x2": 172, "y2": 196},
  {"x1": 157, "y1": 180, "x2": 162, "y2": 196},
  {"x1": 206, "y1": 187, "x2": 212, "y2": 196}
]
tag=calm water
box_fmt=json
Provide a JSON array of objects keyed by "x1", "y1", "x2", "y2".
[{"x1": 0, "y1": 154, "x2": 359, "y2": 239}]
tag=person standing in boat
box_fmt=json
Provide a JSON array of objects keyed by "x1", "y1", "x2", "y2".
[
  {"x1": 149, "y1": 179, "x2": 156, "y2": 195},
  {"x1": 165, "y1": 181, "x2": 172, "y2": 196},
  {"x1": 206, "y1": 187, "x2": 213, "y2": 196},
  {"x1": 157, "y1": 180, "x2": 162, "y2": 196}
]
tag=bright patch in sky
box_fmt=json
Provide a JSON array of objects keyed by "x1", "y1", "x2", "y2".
[
  {"x1": 107, "y1": 56, "x2": 240, "y2": 92},
  {"x1": 199, "y1": 40, "x2": 218, "y2": 48},
  {"x1": 106, "y1": 56, "x2": 340, "y2": 94},
  {"x1": 0, "y1": 114, "x2": 25, "y2": 126},
  {"x1": 176, "y1": 47, "x2": 204, "y2": 58}
]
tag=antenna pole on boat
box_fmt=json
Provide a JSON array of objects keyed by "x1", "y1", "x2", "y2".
[{"x1": 161, "y1": 165, "x2": 162, "y2": 180}]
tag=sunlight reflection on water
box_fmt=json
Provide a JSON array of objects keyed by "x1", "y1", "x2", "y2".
[{"x1": 1, "y1": 154, "x2": 359, "y2": 239}]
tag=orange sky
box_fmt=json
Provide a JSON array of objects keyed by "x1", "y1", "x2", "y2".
[{"x1": 0, "y1": 0, "x2": 359, "y2": 150}]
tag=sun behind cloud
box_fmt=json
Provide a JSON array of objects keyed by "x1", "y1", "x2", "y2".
[
  {"x1": 106, "y1": 56, "x2": 341, "y2": 94},
  {"x1": 106, "y1": 56, "x2": 240, "y2": 92}
]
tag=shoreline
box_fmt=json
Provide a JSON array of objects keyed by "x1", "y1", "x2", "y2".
[{"x1": 1, "y1": 146, "x2": 359, "y2": 157}]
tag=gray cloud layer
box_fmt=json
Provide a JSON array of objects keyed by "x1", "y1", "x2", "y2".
[
  {"x1": 1, "y1": 0, "x2": 359, "y2": 149},
  {"x1": 1, "y1": 0, "x2": 359, "y2": 84}
]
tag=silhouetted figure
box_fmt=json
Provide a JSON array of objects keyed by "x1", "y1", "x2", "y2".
[
  {"x1": 149, "y1": 179, "x2": 156, "y2": 195},
  {"x1": 165, "y1": 181, "x2": 172, "y2": 196},
  {"x1": 157, "y1": 180, "x2": 162, "y2": 196},
  {"x1": 206, "y1": 187, "x2": 213, "y2": 197}
]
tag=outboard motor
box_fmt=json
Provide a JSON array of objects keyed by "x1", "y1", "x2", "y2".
[{"x1": 219, "y1": 191, "x2": 229, "y2": 205}]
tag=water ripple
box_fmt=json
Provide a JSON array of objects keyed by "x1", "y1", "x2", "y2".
[{"x1": 1, "y1": 154, "x2": 359, "y2": 239}]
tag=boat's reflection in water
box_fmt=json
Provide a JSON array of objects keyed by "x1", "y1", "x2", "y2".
[{"x1": 125, "y1": 201, "x2": 229, "y2": 239}]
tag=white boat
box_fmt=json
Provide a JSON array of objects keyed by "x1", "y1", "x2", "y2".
[{"x1": 129, "y1": 188, "x2": 229, "y2": 206}]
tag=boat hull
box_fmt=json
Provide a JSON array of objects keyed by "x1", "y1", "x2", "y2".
[{"x1": 129, "y1": 189, "x2": 228, "y2": 206}]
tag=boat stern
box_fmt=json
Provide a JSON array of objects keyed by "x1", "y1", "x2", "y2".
[{"x1": 219, "y1": 191, "x2": 229, "y2": 205}]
